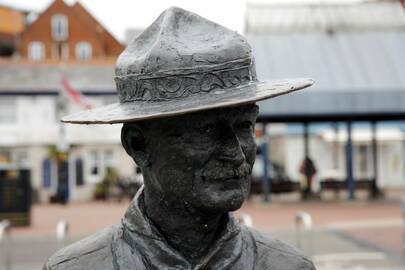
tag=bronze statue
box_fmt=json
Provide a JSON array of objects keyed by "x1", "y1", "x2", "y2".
[{"x1": 44, "y1": 7, "x2": 315, "y2": 270}]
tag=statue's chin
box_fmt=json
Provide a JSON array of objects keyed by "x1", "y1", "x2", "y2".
[{"x1": 193, "y1": 188, "x2": 248, "y2": 214}]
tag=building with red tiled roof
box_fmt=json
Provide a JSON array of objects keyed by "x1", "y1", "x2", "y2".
[
  {"x1": 0, "y1": 0, "x2": 129, "y2": 203},
  {"x1": 18, "y1": 0, "x2": 124, "y2": 62}
]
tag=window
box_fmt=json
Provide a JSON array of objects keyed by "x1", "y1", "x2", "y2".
[
  {"x1": 28, "y1": 41, "x2": 44, "y2": 60},
  {"x1": 89, "y1": 150, "x2": 100, "y2": 176},
  {"x1": 0, "y1": 97, "x2": 17, "y2": 123},
  {"x1": 0, "y1": 149, "x2": 11, "y2": 165},
  {"x1": 86, "y1": 149, "x2": 117, "y2": 184},
  {"x1": 75, "y1": 158, "x2": 84, "y2": 186},
  {"x1": 75, "y1": 42, "x2": 92, "y2": 60},
  {"x1": 51, "y1": 14, "x2": 68, "y2": 41},
  {"x1": 0, "y1": 149, "x2": 28, "y2": 168},
  {"x1": 42, "y1": 158, "x2": 52, "y2": 188},
  {"x1": 104, "y1": 150, "x2": 115, "y2": 168},
  {"x1": 14, "y1": 150, "x2": 29, "y2": 168},
  {"x1": 88, "y1": 149, "x2": 116, "y2": 175}
]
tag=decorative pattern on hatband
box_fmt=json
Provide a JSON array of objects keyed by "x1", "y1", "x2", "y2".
[{"x1": 115, "y1": 65, "x2": 256, "y2": 103}]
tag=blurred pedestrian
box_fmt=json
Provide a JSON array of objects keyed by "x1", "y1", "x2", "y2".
[{"x1": 299, "y1": 156, "x2": 317, "y2": 199}]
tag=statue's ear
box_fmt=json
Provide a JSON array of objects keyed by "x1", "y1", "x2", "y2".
[{"x1": 121, "y1": 123, "x2": 150, "y2": 168}]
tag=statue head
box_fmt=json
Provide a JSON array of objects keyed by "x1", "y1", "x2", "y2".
[{"x1": 121, "y1": 104, "x2": 258, "y2": 213}]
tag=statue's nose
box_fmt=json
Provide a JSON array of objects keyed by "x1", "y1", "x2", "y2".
[{"x1": 216, "y1": 126, "x2": 245, "y2": 165}]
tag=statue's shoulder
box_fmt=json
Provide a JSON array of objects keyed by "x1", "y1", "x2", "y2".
[
  {"x1": 249, "y1": 228, "x2": 316, "y2": 270},
  {"x1": 43, "y1": 224, "x2": 121, "y2": 270}
]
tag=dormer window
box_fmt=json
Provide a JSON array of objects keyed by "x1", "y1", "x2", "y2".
[
  {"x1": 75, "y1": 42, "x2": 92, "y2": 60},
  {"x1": 51, "y1": 14, "x2": 68, "y2": 41}
]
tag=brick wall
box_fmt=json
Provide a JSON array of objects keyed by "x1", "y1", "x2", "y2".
[{"x1": 18, "y1": 0, "x2": 123, "y2": 61}]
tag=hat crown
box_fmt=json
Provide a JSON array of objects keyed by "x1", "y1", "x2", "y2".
[{"x1": 115, "y1": 7, "x2": 257, "y2": 102}]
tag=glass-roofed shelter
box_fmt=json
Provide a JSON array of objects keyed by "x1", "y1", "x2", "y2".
[{"x1": 246, "y1": 0, "x2": 405, "y2": 201}]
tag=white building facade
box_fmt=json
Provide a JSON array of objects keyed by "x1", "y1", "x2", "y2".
[{"x1": 0, "y1": 63, "x2": 135, "y2": 202}]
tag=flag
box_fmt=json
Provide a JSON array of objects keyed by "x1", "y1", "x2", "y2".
[{"x1": 60, "y1": 75, "x2": 93, "y2": 109}]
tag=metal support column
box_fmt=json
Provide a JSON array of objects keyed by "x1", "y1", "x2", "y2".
[
  {"x1": 371, "y1": 121, "x2": 379, "y2": 198},
  {"x1": 304, "y1": 122, "x2": 309, "y2": 159},
  {"x1": 332, "y1": 122, "x2": 339, "y2": 170},
  {"x1": 302, "y1": 122, "x2": 311, "y2": 199},
  {"x1": 261, "y1": 123, "x2": 271, "y2": 202},
  {"x1": 346, "y1": 121, "x2": 355, "y2": 200}
]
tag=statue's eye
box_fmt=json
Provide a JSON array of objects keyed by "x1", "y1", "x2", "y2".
[
  {"x1": 235, "y1": 121, "x2": 253, "y2": 131},
  {"x1": 167, "y1": 129, "x2": 183, "y2": 138}
]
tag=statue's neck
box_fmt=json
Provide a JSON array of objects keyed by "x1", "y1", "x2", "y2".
[{"x1": 143, "y1": 185, "x2": 225, "y2": 263}]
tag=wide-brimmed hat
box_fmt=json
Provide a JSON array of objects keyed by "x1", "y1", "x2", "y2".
[{"x1": 62, "y1": 7, "x2": 313, "y2": 124}]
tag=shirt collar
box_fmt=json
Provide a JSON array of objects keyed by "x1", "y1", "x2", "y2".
[{"x1": 120, "y1": 187, "x2": 255, "y2": 269}]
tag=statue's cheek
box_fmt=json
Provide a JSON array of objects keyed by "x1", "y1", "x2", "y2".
[{"x1": 239, "y1": 137, "x2": 257, "y2": 161}]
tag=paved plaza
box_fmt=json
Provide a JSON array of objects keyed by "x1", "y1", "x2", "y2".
[{"x1": 1, "y1": 192, "x2": 405, "y2": 269}]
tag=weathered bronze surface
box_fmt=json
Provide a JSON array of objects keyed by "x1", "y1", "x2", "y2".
[
  {"x1": 45, "y1": 7, "x2": 315, "y2": 270},
  {"x1": 61, "y1": 7, "x2": 312, "y2": 124}
]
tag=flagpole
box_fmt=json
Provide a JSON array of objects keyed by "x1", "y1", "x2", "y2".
[
  {"x1": 56, "y1": 75, "x2": 70, "y2": 203},
  {"x1": 57, "y1": 73, "x2": 94, "y2": 203}
]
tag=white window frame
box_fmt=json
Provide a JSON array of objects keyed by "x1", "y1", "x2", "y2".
[
  {"x1": 13, "y1": 150, "x2": 29, "y2": 168},
  {"x1": 51, "y1": 14, "x2": 68, "y2": 41},
  {"x1": 0, "y1": 149, "x2": 11, "y2": 166},
  {"x1": 0, "y1": 97, "x2": 17, "y2": 124},
  {"x1": 104, "y1": 149, "x2": 116, "y2": 168},
  {"x1": 75, "y1": 41, "x2": 92, "y2": 60},
  {"x1": 89, "y1": 150, "x2": 101, "y2": 178},
  {"x1": 86, "y1": 149, "x2": 116, "y2": 184},
  {"x1": 28, "y1": 41, "x2": 45, "y2": 61}
]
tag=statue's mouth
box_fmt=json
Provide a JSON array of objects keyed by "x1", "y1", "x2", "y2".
[
  {"x1": 202, "y1": 163, "x2": 251, "y2": 183},
  {"x1": 218, "y1": 175, "x2": 246, "y2": 183}
]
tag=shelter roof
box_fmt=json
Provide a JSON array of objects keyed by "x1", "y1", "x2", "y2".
[
  {"x1": 246, "y1": 0, "x2": 405, "y2": 34},
  {"x1": 248, "y1": 1, "x2": 405, "y2": 121},
  {"x1": 250, "y1": 32, "x2": 405, "y2": 121},
  {"x1": 250, "y1": 32, "x2": 405, "y2": 91}
]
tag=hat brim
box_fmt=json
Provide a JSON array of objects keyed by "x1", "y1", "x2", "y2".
[{"x1": 62, "y1": 78, "x2": 313, "y2": 124}]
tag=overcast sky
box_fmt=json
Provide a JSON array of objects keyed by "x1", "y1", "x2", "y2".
[{"x1": 0, "y1": 0, "x2": 366, "y2": 41}]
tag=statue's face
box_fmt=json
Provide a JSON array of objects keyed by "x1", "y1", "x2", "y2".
[{"x1": 139, "y1": 104, "x2": 258, "y2": 213}]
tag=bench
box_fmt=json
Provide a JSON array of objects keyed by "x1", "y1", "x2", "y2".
[{"x1": 320, "y1": 178, "x2": 376, "y2": 197}]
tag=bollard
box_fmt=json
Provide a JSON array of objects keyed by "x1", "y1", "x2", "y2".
[
  {"x1": 295, "y1": 211, "x2": 313, "y2": 257},
  {"x1": 0, "y1": 220, "x2": 12, "y2": 270},
  {"x1": 56, "y1": 219, "x2": 69, "y2": 250},
  {"x1": 238, "y1": 213, "x2": 253, "y2": 228},
  {"x1": 0, "y1": 220, "x2": 10, "y2": 240},
  {"x1": 401, "y1": 197, "x2": 405, "y2": 252}
]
